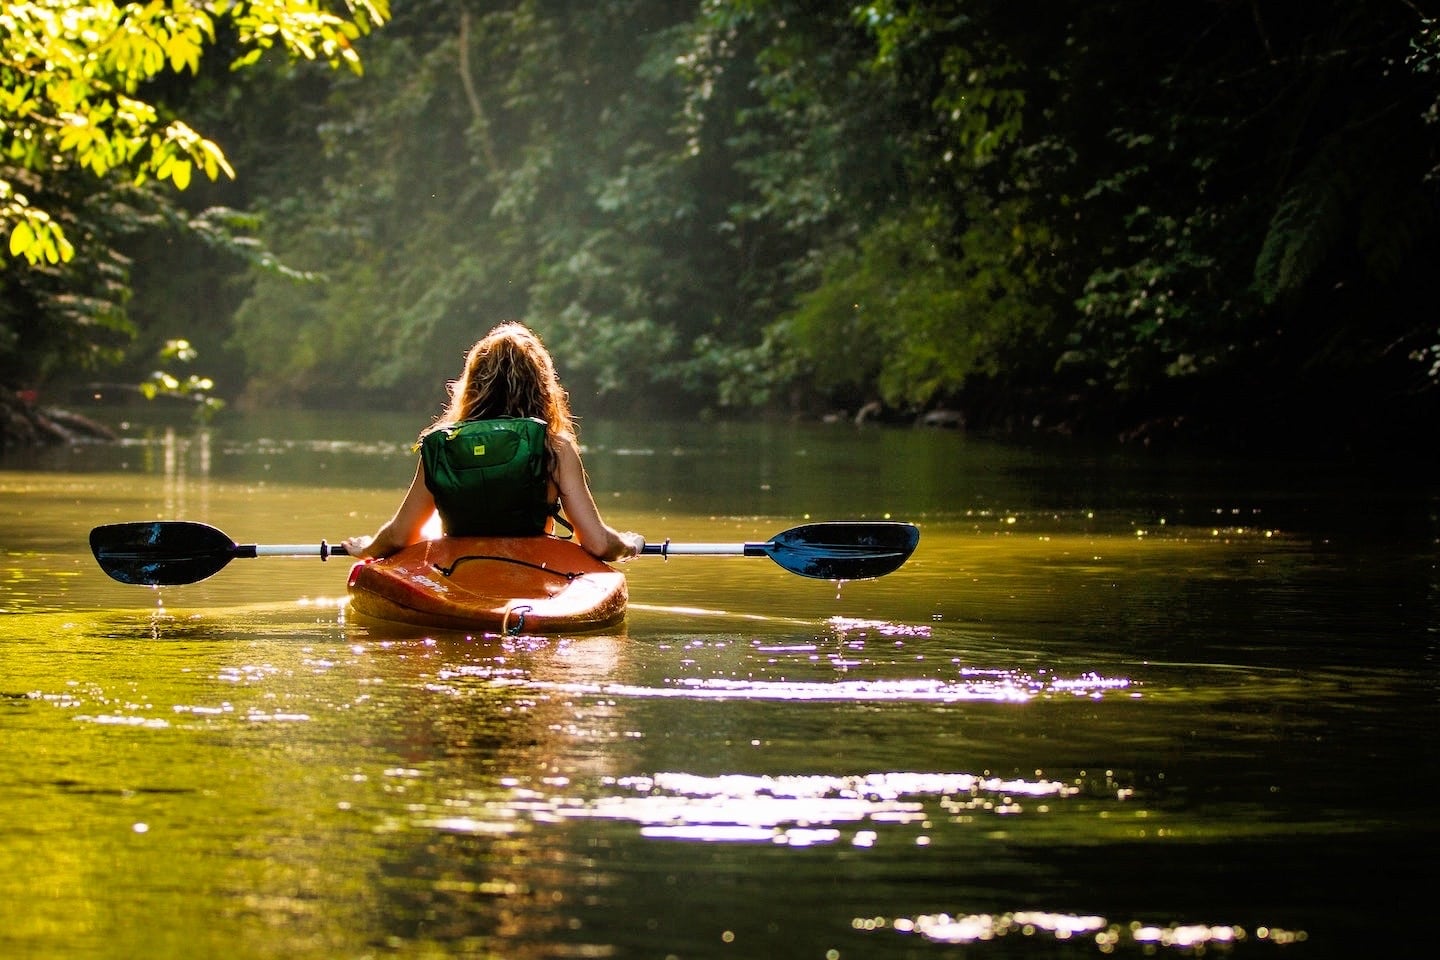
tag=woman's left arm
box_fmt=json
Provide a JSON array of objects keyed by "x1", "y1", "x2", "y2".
[{"x1": 552, "y1": 434, "x2": 644, "y2": 561}]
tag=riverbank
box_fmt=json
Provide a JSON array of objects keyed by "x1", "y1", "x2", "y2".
[{"x1": 1, "y1": 389, "x2": 116, "y2": 447}]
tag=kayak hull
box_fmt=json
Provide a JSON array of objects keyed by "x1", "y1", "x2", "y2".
[{"x1": 346, "y1": 536, "x2": 627, "y2": 634}]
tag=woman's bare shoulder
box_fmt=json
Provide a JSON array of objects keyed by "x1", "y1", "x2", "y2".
[{"x1": 547, "y1": 430, "x2": 583, "y2": 468}]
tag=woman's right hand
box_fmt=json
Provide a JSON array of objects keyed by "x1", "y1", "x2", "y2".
[{"x1": 619, "y1": 531, "x2": 646, "y2": 560}]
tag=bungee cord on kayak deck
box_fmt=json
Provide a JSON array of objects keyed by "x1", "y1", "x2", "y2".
[{"x1": 432, "y1": 553, "x2": 587, "y2": 581}]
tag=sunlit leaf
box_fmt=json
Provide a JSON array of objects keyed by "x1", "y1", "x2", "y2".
[
  {"x1": 9, "y1": 220, "x2": 34, "y2": 256},
  {"x1": 170, "y1": 159, "x2": 193, "y2": 190},
  {"x1": 198, "y1": 139, "x2": 235, "y2": 179}
]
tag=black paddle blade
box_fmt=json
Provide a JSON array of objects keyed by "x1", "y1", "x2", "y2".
[
  {"x1": 90, "y1": 521, "x2": 239, "y2": 586},
  {"x1": 765, "y1": 521, "x2": 920, "y2": 580}
]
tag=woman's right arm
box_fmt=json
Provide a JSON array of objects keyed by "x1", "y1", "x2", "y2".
[{"x1": 342, "y1": 460, "x2": 436, "y2": 559}]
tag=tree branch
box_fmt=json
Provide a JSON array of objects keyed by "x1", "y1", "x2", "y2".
[{"x1": 458, "y1": 9, "x2": 498, "y2": 170}]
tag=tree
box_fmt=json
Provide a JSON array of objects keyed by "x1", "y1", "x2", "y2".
[
  {"x1": 0, "y1": 0, "x2": 388, "y2": 392},
  {"x1": 199, "y1": 0, "x2": 1440, "y2": 447},
  {"x1": 736, "y1": 1, "x2": 1440, "y2": 440},
  {"x1": 227, "y1": 0, "x2": 703, "y2": 410}
]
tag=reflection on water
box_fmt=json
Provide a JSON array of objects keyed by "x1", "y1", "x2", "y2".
[
  {"x1": 878, "y1": 912, "x2": 1308, "y2": 950},
  {"x1": 504, "y1": 667, "x2": 1135, "y2": 703},
  {"x1": 547, "y1": 769, "x2": 1077, "y2": 838},
  {"x1": 0, "y1": 410, "x2": 1436, "y2": 959}
]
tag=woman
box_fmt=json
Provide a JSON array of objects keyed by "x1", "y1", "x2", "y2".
[{"x1": 342, "y1": 322, "x2": 645, "y2": 562}]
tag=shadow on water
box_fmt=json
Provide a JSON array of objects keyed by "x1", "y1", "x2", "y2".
[{"x1": 0, "y1": 408, "x2": 1436, "y2": 958}]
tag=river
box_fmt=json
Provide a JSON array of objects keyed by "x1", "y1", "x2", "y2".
[{"x1": 0, "y1": 408, "x2": 1434, "y2": 959}]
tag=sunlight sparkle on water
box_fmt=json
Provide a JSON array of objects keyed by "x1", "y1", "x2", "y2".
[
  {"x1": 873, "y1": 912, "x2": 1307, "y2": 952},
  {"x1": 441, "y1": 770, "x2": 1088, "y2": 846},
  {"x1": 73, "y1": 713, "x2": 170, "y2": 728},
  {"x1": 827, "y1": 616, "x2": 932, "y2": 638},
  {"x1": 512, "y1": 669, "x2": 1131, "y2": 703}
]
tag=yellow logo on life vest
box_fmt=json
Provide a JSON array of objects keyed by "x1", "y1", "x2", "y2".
[{"x1": 473, "y1": 444, "x2": 485, "y2": 456}]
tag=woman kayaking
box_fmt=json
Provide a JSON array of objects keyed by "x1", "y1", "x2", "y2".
[{"x1": 342, "y1": 322, "x2": 645, "y2": 562}]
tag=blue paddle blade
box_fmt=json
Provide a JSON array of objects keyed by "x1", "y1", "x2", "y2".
[
  {"x1": 90, "y1": 521, "x2": 241, "y2": 585},
  {"x1": 762, "y1": 521, "x2": 920, "y2": 579}
]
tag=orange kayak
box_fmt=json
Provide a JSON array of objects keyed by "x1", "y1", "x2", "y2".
[{"x1": 346, "y1": 536, "x2": 627, "y2": 634}]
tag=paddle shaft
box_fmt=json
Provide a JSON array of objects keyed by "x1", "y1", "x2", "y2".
[
  {"x1": 642, "y1": 541, "x2": 769, "y2": 557},
  {"x1": 247, "y1": 543, "x2": 351, "y2": 559},
  {"x1": 237, "y1": 540, "x2": 859, "y2": 559}
]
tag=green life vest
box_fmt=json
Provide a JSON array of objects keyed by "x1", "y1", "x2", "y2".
[{"x1": 419, "y1": 417, "x2": 558, "y2": 536}]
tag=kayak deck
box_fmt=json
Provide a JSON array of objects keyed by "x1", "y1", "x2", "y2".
[{"x1": 346, "y1": 536, "x2": 627, "y2": 634}]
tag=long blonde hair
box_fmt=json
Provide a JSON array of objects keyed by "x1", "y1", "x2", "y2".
[{"x1": 427, "y1": 322, "x2": 575, "y2": 441}]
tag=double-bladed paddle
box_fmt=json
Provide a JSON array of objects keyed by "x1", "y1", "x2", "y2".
[{"x1": 90, "y1": 520, "x2": 920, "y2": 586}]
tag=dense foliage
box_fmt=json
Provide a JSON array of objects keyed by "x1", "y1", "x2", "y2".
[
  {"x1": 6, "y1": 1, "x2": 1439, "y2": 451},
  {"x1": 0, "y1": 0, "x2": 387, "y2": 388}
]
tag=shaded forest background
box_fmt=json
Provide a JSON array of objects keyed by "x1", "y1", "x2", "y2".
[{"x1": 5, "y1": 0, "x2": 1439, "y2": 454}]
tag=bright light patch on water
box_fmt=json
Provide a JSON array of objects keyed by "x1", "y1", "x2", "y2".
[
  {"x1": 243, "y1": 711, "x2": 310, "y2": 723},
  {"x1": 827, "y1": 617, "x2": 933, "y2": 638},
  {"x1": 639, "y1": 825, "x2": 785, "y2": 842},
  {"x1": 426, "y1": 770, "x2": 1088, "y2": 845},
  {"x1": 634, "y1": 771, "x2": 1079, "y2": 801},
  {"x1": 173, "y1": 703, "x2": 234, "y2": 716},
  {"x1": 437, "y1": 665, "x2": 530, "y2": 683},
  {"x1": 572, "y1": 791, "x2": 925, "y2": 838},
  {"x1": 658, "y1": 677, "x2": 1037, "y2": 701},
  {"x1": 890, "y1": 910, "x2": 1107, "y2": 942},
  {"x1": 73, "y1": 713, "x2": 170, "y2": 728},
  {"x1": 416, "y1": 817, "x2": 519, "y2": 836},
  {"x1": 295, "y1": 595, "x2": 348, "y2": 610},
  {"x1": 507, "y1": 671, "x2": 1132, "y2": 703},
  {"x1": 639, "y1": 825, "x2": 845, "y2": 845},
  {"x1": 871, "y1": 912, "x2": 1307, "y2": 952},
  {"x1": 216, "y1": 663, "x2": 281, "y2": 684}
]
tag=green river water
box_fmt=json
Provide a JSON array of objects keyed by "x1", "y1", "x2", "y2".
[{"x1": 0, "y1": 409, "x2": 1434, "y2": 959}]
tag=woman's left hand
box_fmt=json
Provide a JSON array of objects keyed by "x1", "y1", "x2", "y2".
[{"x1": 341, "y1": 535, "x2": 375, "y2": 558}]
